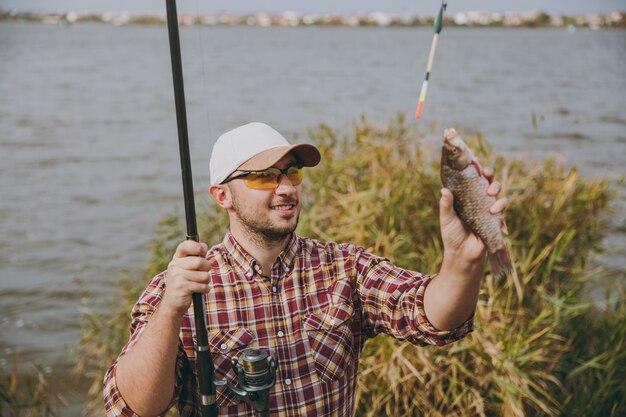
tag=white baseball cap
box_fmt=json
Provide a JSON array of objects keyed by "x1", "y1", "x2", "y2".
[{"x1": 210, "y1": 122, "x2": 321, "y2": 185}]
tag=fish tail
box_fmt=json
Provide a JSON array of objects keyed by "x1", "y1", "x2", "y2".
[{"x1": 489, "y1": 246, "x2": 513, "y2": 278}]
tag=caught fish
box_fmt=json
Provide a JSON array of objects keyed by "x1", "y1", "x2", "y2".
[{"x1": 440, "y1": 128, "x2": 513, "y2": 278}]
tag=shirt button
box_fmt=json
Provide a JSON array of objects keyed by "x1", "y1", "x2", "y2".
[
  {"x1": 220, "y1": 343, "x2": 227, "y2": 350},
  {"x1": 277, "y1": 331, "x2": 284, "y2": 337},
  {"x1": 284, "y1": 378, "x2": 292, "y2": 385},
  {"x1": 285, "y1": 267, "x2": 291, "y2": 273},
  {"x1": 246, "y1": 271, "x2": 252, "y2": 278},
  {"x1": 272, "y1": 286, "x2": 278, "y2": 293},
  {"x1": 329, "y1": 319, "x2": 336, "y2": 326},
  {"x1": 254, "y1": 264, "x2": 261, "y2": 272}
]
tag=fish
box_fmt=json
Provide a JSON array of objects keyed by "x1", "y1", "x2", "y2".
[{"x1": 440, "y1": 128, "x2": 513, "y2": 278}]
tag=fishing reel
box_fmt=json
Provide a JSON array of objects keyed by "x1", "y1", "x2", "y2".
[{"x1": 215, "y1": 348, "x2": 277, "y2": 417}]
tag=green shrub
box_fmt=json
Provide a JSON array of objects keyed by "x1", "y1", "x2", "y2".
[
  {"x1": 76, "y1": 115, "x2": 623, "y2": 416},
  {"x1": 0, "y1": 355, "x2": 57, "y2": 417}
]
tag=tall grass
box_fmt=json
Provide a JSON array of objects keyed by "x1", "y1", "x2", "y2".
[
  {"x1": 76, "y1": 115, "x2": 624, "y2": 416},
  {"x1": 75, "y1": 210, "x2": 229, "y2": 417},
  {"x1": 0, "y1": 354, "x2": 58, "y2": 417}
]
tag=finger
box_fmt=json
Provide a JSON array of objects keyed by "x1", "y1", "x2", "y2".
[
  {"x1": 187, "y1": 282, "x2": 211, "y2": 294},
  {"x1": 165, "y1": 270, "x2": 210, "y2": 289},
  {"x1": 174, "y1": 240, "x2": 208, "y2": 259},
  {"x1": 172, "y1": 256, "x2": 211, "y2": 272},
  {"x1": 167, "y1": 279, "x2": 210, "y2": 294},
  {"x1": 483, "y1": 166, "x2": 494, "y2": 183},
  {"x1": 173, "y1": 270, "x2": 211, "y2": 284},
  {"x1": 439, "y1": 188, "x2": 456, "y2": 228},
  {"x1": 487, "y1": 180, "x2": 501, "y2": 197},
  {"x1": 489, "y1": 197, "x2": 509, "y2": 215}
]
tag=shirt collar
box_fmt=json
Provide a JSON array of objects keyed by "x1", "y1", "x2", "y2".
[
  {"x1": 222, "y1": 232, "x2": 299, "y2": 279},
  {"x1": 278, "y1": 233, "x2": 299, "y2": 273}
]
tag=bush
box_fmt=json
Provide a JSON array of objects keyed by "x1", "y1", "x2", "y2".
[
  {"x1": 0, "y1": 355, "x2": 58, "y2": 417},
  {"x1": 76, "y1": 115, "x2": 624, "y2": 416}
]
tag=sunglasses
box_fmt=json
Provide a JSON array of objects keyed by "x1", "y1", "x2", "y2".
[{"x1": 223, "y1": 165, "x2": 304, "y2": 190}]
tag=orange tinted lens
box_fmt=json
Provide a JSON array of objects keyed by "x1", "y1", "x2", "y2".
[
  {"x1": 285, "y1": 166, "x2": 303, "y2": 185},
  {"x1": 243, "y1": 168, "x2": 281, "y2": 190},
  {"x1": 242, "y1": 167, "x2": 304, "y2": 190}
]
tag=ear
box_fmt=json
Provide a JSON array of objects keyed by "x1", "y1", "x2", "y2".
[{"x1": 209, "y1": 184, "x2": 233, "y2": 209}]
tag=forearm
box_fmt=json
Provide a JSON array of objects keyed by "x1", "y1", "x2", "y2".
[
  {"x1": 423, "y1": 252, "x2": 483, "y2": 330},
  {"x1": 115, "y1": 305, "x2": 183, "y2": 417}
]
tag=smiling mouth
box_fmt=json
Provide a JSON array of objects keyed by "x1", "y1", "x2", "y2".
[{"x1": 271, "y1": 204, "x2": 296, "y2": 211}]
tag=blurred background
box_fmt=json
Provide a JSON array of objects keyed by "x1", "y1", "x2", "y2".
[{"x1": 1, "y1": 0, "x2": 624, "y2": 415}]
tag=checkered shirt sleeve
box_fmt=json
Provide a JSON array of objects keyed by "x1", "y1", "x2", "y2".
[
  {"x1": 354, "y1": 248, "x2": 474, "y2": 345},
  {"x1": 102, "y1": 272, "x2": 196, "y2": 417}
]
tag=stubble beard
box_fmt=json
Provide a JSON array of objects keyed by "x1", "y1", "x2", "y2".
[{"x1": 231, "y1": 193, "x2": 299, "y2": 246}]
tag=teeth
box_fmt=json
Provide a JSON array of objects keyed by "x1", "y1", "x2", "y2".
[{"x1": 273, "y1": 205, "x2": 294, "y2": 210}]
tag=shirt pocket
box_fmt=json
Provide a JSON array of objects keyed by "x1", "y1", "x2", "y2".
[
  {"x1": 209, "y1": 328, "x2": 254, "y2": 407},
  {"x1": 303, "y1": 302, "x2": 354, "y2": 384}
]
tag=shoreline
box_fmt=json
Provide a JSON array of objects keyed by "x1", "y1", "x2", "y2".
[{"x1": 1, "y1": 9, "x2": 624, "y2": 29}]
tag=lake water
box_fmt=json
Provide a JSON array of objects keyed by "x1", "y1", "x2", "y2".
[{"x1": 0, "y1": 22, "x2": 625, "y2": 414}]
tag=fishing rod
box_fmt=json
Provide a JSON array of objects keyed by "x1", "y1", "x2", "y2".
[
  {"x1": 164, "y1": 3, "x2": 278, "y2": 416},
  {"x1": 415, "y1": 0, "x2": 447, "y2": 119},
  {"x1": 164, "y1": 1, "x2": 216, "y2": 416}
]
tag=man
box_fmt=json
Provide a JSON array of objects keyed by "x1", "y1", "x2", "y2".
[{"x1": 104, "y1": 122, "x2": 508, "y2": 417}]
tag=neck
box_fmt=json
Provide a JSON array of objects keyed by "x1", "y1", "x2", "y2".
[{"x1": 229, "y1": 224, "x2": 291, "y2": 276}]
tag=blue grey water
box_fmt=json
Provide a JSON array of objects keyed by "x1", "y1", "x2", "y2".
[{"x1": 0, "y1": 22, "x2": 625, "y2": 413}]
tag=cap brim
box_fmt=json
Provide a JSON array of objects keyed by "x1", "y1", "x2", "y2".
[{"x1": 237, "y1": 144, "x2": 321, "y2": 171}]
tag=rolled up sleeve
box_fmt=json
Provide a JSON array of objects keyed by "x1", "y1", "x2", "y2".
[
  {"x1": 103, "y1": 272, "x2": 193, "y2": 417},
  {"x1": 355, "y1": 251, "x2": 473, "y2": 346}
]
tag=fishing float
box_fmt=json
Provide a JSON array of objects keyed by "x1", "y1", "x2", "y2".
[{"x1": 415, "y1": 0, "x2": 447, "y2": 119}]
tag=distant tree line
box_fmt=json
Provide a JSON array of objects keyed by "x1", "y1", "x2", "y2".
[{"x1": 1, "y1": 10, "x2": 625, "y2": 29}]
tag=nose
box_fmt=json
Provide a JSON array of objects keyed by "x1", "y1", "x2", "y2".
[{"x1": 275, "y1": 173, "x2": 297, "y2": 194}]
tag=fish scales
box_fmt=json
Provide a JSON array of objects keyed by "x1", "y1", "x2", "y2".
[
  {"x1": 443, "y1": 165, "x2": 501, "y2": 250},
  {"x1": 440, "y1": 128, "x2": 513, "y2": 278}
]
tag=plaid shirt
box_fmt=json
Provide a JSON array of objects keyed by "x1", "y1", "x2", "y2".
[{"x1": 104, "y1": 233, "x2": 473, "y2": 417}]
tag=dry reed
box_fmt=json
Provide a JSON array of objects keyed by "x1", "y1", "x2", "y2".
[{"x1": 71, "y1": 115, "x2": 623, "y2": 417}]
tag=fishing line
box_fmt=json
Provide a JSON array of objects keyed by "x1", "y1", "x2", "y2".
[
  {"x1": 164, "y1": 2, "x2": 216, "y2": 415},
  {"x1": 194, "y1": 0, "x2": 215, "y2": 141}
]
